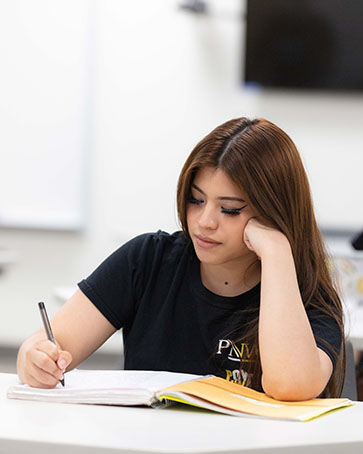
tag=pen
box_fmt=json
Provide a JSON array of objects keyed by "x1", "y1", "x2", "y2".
[{"x1": 38, "y1": 301, "x2": 65, "y2": 387}]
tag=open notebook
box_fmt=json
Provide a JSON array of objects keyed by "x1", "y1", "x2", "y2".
[{"x1": 7, "y1": 369, "x2": 353, "y2": 421}]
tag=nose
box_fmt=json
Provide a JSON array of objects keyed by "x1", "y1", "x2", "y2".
[{"x1": 198, "y1": 205, "x2": 218, "y2": 230}]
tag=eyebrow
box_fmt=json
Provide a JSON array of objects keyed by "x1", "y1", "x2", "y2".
[{"x1": 191, "y1": 183, "x2": 246, "y2": 203}]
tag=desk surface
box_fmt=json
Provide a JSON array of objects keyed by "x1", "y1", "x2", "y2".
[{"x1": 1, "y1": 373, "x2": 363, "y2": 454}]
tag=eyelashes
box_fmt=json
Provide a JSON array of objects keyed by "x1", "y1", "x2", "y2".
[
  {"x1": 187, "y1": 197, "x2": 203, "y2": 206},
  {"x1": 187, "y1": 197, "x2": 247, "y2": 216},
  {"x1": 221, "y1": 207, "x2": 245, "y2": 216}
]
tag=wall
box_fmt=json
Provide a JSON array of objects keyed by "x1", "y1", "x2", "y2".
[
  {"x1": 0, "y1": 0, "x2": 90, "y2": 231},
  {"x1": 1, "y1": 0, "x2": 362, "y2": 348}
]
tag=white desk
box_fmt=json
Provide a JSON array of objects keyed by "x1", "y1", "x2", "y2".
[{"x1": 1, "y1": 373, "x2": 363, "y2": 454}]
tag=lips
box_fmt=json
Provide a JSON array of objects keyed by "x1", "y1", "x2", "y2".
[{"x1": 195, "y1": 235, "x2": 222, "y2": 249}]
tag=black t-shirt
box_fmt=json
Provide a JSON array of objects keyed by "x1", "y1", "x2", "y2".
[{"x1": 78, "y1": 230, "x2": 341, "y2": 387}]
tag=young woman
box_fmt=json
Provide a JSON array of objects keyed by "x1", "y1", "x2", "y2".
[{"x1": 17, "y1": 117, "x2": 345, "y2": 400}]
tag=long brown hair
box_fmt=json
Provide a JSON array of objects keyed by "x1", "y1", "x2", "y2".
[{"x1": 177, "y1": 117, "x2": 345, "y2": 397}]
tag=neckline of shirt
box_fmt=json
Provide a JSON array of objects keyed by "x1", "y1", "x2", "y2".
[{"x1": 188, "y1": 251, "x2": 261, "y2": 309}]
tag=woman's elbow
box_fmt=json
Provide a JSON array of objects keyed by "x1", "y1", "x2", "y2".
[{"x1": 261, "y1": 373, "x2": 328, "y2": 401}]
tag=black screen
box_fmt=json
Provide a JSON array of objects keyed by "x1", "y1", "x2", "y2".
[{"x1": 244, "y1": 0, "x2": 363, "y2": 91}]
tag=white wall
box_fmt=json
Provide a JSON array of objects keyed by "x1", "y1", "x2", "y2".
[
  {"x1": 1, "y1": 0, "x2": 362, "y2": 348},
  {"x1": 0, "y1": 0, "x2": 90, "y2": 231}
]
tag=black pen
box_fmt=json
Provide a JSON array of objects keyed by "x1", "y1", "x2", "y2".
[{"x1": 38, "y1": 302, "x2": 65, "y2": 387}]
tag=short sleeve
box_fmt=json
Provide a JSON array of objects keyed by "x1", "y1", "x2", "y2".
[
  {"x1": 78, "y1": 233, "x2": 156, "y2": 330},
  {"x1": 307, "y1": 306, "x2": 342, "y2": 371}
]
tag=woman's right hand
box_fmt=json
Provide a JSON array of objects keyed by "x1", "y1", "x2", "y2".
[
  {"x1": 17, "y1": 289, "x2": 117, "y2": 388},
  {"x1": 17, "y1": 335, "x2": 72, "y2": 388}
]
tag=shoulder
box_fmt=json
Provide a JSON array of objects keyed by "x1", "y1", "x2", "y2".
[
  {"x1": 112, "y1": 230, "x2": 189, "y2": 264},
  {"x1": 125, "y1": 229, "x2": 187, "y2": 251},
  {"x1": 79, "y1": 230, "x2": 190, "y2": 308},
  {"x1": 85, "y1": 231, "x2": 189, "y2": 277}
]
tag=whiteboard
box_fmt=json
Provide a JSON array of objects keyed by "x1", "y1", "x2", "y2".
[{"x1": 0, "y1": 1, "x2": 90, "y2": 230}]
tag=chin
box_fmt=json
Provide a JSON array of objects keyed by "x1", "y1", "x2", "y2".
[
  {"x1": 193, "y1": 247, "x2": 226, "y2": 265},
  {"x1": 194, "y1": 244, "x2": 254, "y2": 267}
]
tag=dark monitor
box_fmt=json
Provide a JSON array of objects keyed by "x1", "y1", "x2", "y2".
[{"x1": 244, "y1": 0, "x2": 363, "y2": 91}]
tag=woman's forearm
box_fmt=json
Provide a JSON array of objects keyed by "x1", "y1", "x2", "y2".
[{"x1": 258, "y1": 243, "x2": 331, "y2": 400}]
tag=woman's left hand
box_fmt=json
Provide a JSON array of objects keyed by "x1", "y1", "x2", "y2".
[{"x1": 243, "y1": 218, "x2": 291, "y2": 259}]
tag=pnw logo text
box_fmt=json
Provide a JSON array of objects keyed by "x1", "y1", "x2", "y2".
[
  {"x1": 216, "y1": 339, "x2": 254, "y2": 386},
  {"x1": 216, "y1": 339, "x2": 254, "y2": 363}
]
